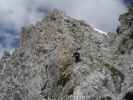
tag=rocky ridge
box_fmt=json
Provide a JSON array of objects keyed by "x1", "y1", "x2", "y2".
[{"x1": 0, "y1": 6, "x2": 133, "y2": 100}]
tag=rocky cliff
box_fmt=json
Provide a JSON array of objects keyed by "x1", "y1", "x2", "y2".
[{"x1": 0, "y1": 6, "x2": 133, "y2": 100}]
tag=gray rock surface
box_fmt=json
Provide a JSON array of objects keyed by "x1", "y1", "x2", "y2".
[{"x1": 0, "y1": 7, "x2": 133, "y2": 100}]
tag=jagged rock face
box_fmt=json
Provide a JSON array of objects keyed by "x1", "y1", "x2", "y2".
[
  {"x1": 115, "y1": 4, "x2": 133, "y2": 55},
  {"x1": 0, "y1": 9, "x2": 133, "y2": 100}
]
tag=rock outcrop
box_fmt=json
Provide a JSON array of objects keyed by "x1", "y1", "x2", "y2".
[{"x1": 0, "y1": 6, "x2": 133, "y2": 100}]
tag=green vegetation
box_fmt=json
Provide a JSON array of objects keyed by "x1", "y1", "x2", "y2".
[
  {"x1": 68, "y1": 22, "x2": 80, "y2": 33},
  {"x1": 57, "y1": 71, "x2": 71, "y2": 87},
  {"x1": 104, "y1": 63, "x2": 124, "y2": 83},
  {"x1": 101, "y1": 96, "x2": 112, "y2": 100},
  {"x1": 22, "y1": 26, "x2": 33, "y2": 33}
]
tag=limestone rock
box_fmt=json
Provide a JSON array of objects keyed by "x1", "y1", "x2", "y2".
[{"x1": 0, "y1": 8, "x2": 133, "y2": 100}]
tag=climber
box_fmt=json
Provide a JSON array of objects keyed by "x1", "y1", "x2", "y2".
[
  {"x1": 116, "y1": 27, "x2": 120, "y2": 34},
  {"x1": 73, "y1": 52, "x2": 81, "y2": 63},
  {"x1": 128, "y1": 21, "x2": 132, "y2": 27}
]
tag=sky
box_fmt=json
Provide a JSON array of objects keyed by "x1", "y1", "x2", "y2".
[
  {"x1": 123, "y1": 0, "x2": 133, "y2": 4},
  {"x1": 0, "y1": 0, "x2": 129, "y2": 48}
]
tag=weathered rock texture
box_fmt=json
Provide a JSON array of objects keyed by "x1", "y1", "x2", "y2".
[{"x1": 0, "y1": 6, "x2": 133, "y2": 100}]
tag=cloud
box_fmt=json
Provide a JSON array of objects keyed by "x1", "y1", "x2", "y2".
[
  {"x1": 0, "y1": 0, "x2": 127, "y2": 48},
  {"x1": 27, "y1": 0, "x2": 127, "y2": 32}
]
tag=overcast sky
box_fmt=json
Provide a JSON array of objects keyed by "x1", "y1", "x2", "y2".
[{"x1": 0, "y1": 0, "x2": 127, "y2": 48}]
